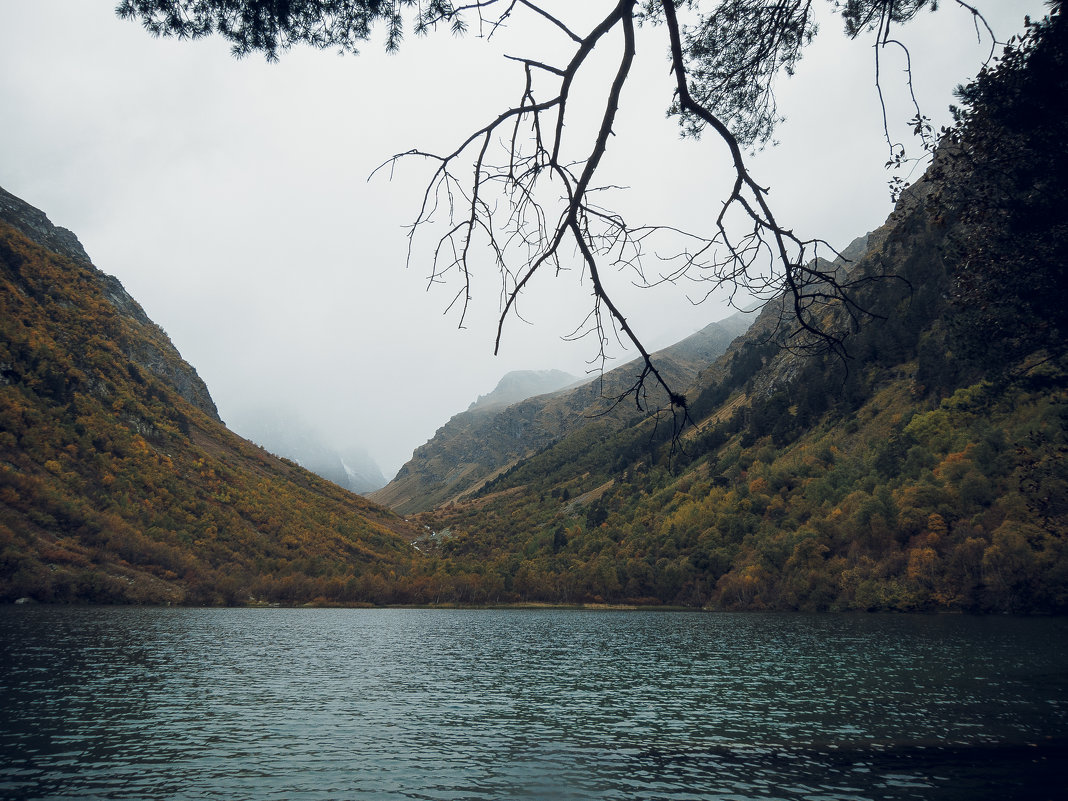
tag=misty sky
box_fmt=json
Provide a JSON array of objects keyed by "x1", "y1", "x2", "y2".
[{"x1": 0, "y1": 1, "x2": 1044, "y2": 477}]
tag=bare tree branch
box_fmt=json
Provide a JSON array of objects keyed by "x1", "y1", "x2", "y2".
[
  {"x1": 390, "y1": 0, "x2": 702, "y2": 426},
  {"x1": 373, "y1": 0, "x2": 908, "y2": 448},
  {"x1": 118, "y1": 2, "x2": 1010, "y2": 440}
]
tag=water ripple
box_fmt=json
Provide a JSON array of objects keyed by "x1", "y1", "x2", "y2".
[{"x1": 1, "y1": 608, "x2": 1066, "y2": 800}]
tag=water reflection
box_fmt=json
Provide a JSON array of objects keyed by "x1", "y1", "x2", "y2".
[{"x1": 1, "y1": 608, "x2": 1065, "y2": 800}]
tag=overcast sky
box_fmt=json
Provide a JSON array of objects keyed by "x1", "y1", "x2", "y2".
[{"x1": 0, "y1": 1, "x2": 1044, "y2": 477}]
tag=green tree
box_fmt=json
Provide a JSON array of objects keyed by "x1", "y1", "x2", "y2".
[{"x1": 940, "y1": 4, "x2": 1068, "y2": 372}]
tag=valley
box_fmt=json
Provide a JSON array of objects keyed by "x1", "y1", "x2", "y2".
[{"x1": 1, "y1": 5, "x2": 1065, "y2": 612}]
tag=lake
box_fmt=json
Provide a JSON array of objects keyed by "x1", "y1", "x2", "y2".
[{"x1": 1, "y1": 608, "x2": 1065, "y2": 800}]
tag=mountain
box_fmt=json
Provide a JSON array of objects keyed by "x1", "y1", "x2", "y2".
[
  {"x1": 389, "y1": 11, "x2": 1068, "y2": 613},
  {"x1": 226, "y1": 405, "x2": 387, "y2": 493},
  {"x1": 4, "y1": 6, "x2": 1063, "y2": 612},
  {"x1": 339, "y1": 448, "x2": 387, "y2": 494},
  {"x1": 371, "y1": 314, "x2": 753, "y2": 514},
  {"x1": 0, "y1": 187, "x2": 222, "y2": 423},
  {"x1": 0, "y1": 186, "x2": 420, "y2": 604},
  {"x1": 468, "y1": 370, "x2": 578, "y2": 412}
]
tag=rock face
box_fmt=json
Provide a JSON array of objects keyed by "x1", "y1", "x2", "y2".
[
  {"x1": 371, "y1": 315, "x2": 753, "y2": 514},
  {"x1": 714, "y1": 152, "x2": 956, "y2": 404},
  {"x1": 0, "y1": 186, "x2": 221, "y2": 422},
  {"x1": 0, "y1": 186, "x2": 90, "y2": 264},
  {"x1": 694, "y1": 233, "x2": 875, "y2": 399}
]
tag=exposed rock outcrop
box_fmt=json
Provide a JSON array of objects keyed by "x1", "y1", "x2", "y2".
[{"x1": 0, "y1": 186, "x2": 220, "y2": 421}]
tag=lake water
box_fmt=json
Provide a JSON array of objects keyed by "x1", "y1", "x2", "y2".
[{"x1": 1, "y1": 608, "x2": 1065, "y2": 800}]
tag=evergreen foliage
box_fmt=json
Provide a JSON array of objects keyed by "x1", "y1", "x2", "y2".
[{"x1": 941, "y1": 1, "x2": 1068, "y2": 373}]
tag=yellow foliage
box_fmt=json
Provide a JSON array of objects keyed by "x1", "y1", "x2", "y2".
[{"x1": 907, "y1": 546, "x2": 939, "y2": 585}]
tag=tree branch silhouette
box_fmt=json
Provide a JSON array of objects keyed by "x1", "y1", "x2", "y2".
[{"x1": 118, "y1": 0, "x2": 1001, "y2": 435}]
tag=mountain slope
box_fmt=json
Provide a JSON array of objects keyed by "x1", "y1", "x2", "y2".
[
  {"x1": 0, "y1": 187, "x2": 221, "y2": 422},
  {"x1": 0, "y1": 188, "x2": 420, "y2": 604},
  {"x1": 398, "y1": 10, "x2": 1068, "y2": 613},
  {"x1": 372, "y1": 314, "x2": 752, "y2": 514}
]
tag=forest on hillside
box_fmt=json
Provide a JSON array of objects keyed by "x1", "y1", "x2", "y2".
[
  {"x1": 1, "y1": 4, "x2": 1065, "y2": 611},
  {"x1": 398, "y1": 9, "x2": 1068, "y2": 614},
  {"x1": 0, "y1": 218, "x2": 419, "y2": 605}
]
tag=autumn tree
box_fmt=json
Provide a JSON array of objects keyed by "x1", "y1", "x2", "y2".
[{"x1": 115, "y1": 0, "x2": 1001, "y2": 416}]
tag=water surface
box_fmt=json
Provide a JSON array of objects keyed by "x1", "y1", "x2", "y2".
[{"x1": 1, "y1": 608, "x2": 1065, "y2": 799}]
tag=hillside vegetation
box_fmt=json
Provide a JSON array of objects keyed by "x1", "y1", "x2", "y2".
[
  {"x1": 401, "y1": 9, "x2": 1068, "y2": 613},
  {"x1": 0, "y1": 198, "x2": 421, "y2": 604},
  {"x1": 1, "y1": 7, "x2": 1064, "y2": 611},
  {"x1": 373, "y1": 314, "x2": 751, "y2": 513}
]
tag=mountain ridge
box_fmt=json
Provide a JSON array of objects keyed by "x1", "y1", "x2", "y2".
[
  {"x1": 467, "y1": 369, "x2": 579, "y2": 412},
  {"x1": 0, "y1": 186, "x2": 221, "y2": 423},
  {"x1": 371, "y1": 314, "x2": 753, "y2": 514}
]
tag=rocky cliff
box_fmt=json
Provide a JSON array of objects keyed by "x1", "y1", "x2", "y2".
[{"x1": 0, "y1": 186, "x2": 220, "y2": 422}]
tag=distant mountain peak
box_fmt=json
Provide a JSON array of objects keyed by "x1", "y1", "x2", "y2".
[
  {"x1": 467, "y1": 369, "x2": 578, "y2": 412},
  {"x1": 226, "y1": 404, "x2": 387, "y2": 494}
]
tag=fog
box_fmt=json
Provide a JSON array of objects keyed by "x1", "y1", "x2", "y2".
[{"x1": 0, "y1": 1, "x2": 1042, "y2": 477}]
